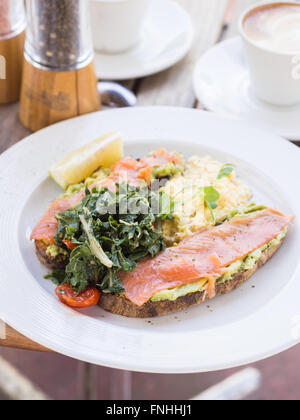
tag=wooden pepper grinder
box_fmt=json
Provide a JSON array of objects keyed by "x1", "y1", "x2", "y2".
[
  {"x1": 0, "y1": 0, "x2": 26, "y2": 104},
  {"x1": 19, "y1": 0, "x2": 101, "y2": 132}
]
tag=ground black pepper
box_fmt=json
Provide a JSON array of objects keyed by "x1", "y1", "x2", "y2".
[{"x1": 25, "y1": 0, "x2": 93, "y2": 69}]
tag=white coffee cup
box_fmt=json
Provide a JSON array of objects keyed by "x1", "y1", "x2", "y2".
[
  {"x1": 239, "y1": 1, "x2": 300, "y2": 106},
  {"x1": 90, "y1": 0, "x2": 150, "y2": 54}
]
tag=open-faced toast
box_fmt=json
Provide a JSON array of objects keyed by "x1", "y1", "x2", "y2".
[{"x1": 98, "y1": 240, "x2": 282, "y2": 318}]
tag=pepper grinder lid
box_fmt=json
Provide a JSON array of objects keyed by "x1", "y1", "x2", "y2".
[
  {"x1": 24, "y1": 0, "x2": 94, "y2": 71},
  {"x1": 0, "y1": 0, "x2": 26, "y2": 39}
]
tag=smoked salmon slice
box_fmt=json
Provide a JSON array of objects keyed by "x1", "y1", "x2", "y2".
[
  {"x1": 31, "y1": 149, "x2": 179, "y2": 243},
  {"x1": 120, "y1": 209, "x2": 294, "y2": 306},
  {"x1": 139, "y1": 148, "x2": 183, "y2": 169},
  {"x1": 30, "y1": 191, "x2": 85, "y2": 243}
]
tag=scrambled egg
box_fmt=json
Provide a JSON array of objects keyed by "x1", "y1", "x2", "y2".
[{"x1": 162, "y1": 156, "x2": 252, "y2": 244}]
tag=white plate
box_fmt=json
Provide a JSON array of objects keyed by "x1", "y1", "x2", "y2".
[
  {"x1": 0, "y1": 107, "x2": 299, "y2": 374},
  {"x1": 94, "y1": 0, "x2": 194, "y2": 80},
  {"x1": 193, "y1": 37, "x2": 300, "y2": 141}
]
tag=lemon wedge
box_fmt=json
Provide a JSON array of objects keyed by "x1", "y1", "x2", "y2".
[{"x1": 49, "y1": 131, "x2": 123, "y2": 189}]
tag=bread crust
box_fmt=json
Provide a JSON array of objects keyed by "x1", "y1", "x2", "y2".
[
  {"x1": 35, "y1": 240, "x2": 69, "y2": 270},
  {"x1": 98, "y1": 241, "x2": 283, "y2": 318}
]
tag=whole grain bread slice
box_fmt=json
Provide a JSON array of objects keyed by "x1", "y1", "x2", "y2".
[
  {"x1": 35, "y1": 240, "x2": 69, "y2": 270},
  {"x1": 35, "y1": 238, "x2": 284, "y2": 318},
  {"x1": 98, "y1": 240, "x2": 283, "y2": 318}
]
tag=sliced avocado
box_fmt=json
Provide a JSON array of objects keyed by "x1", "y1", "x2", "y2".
[
  {"x1": 219, "y1": 259, "x2": 243, "y2": 283},
  {"x1": 46, "y1": 245, "x2": 68, "y2": 258},
  {"x1": 151, "y1": 279, "x2": 208, "y2": 302},
  {"x1": 216, "y1": 204, "x2": 267, "y2": 225},
  {"x1": 60, "y1": 183, "x2": 84, "y2": 198},
  {"x1": 152, "y1": 162, "x2": 184, "y2": 179}
]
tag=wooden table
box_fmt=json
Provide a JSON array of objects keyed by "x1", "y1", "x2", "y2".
[{"x1": 0, "y1": 0, "x2": 299, "y2": 353}]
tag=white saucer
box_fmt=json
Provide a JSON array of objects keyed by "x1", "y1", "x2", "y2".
[
  {"x1": 193, "y1": 37, "x2": 300, "y2": 141},
  {"x1": 94, "y1": 0, "x2": 194, "y2": 81}
]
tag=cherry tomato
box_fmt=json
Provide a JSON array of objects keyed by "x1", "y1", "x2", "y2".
[
  {"x1": 63, "y1": 240, "x2": 77, "y2": 251},
  {"x1": 55, "y1": 284, "x2": 101, "y2": 308}
]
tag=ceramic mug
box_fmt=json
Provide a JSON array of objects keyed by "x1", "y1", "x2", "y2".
[
  {"x1": 239, "y1": 1, "x2": 300, "y2": 106},
  {"x1": 90, "y1": 0, "x2": 150, "y2": 54}
]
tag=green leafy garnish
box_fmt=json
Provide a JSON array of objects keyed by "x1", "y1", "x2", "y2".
[
  {"x1": 45, "y1": 270, "x2": 66, "y2": 285},
  {"x1": 157, "y1": 191, "x2": 176, "y2": 219},
  {"x1": 48, "y1": 184, "x2": 174, "y2": 294},
  {"x1": 217, "y1": 163, "x2": 235, "y2": 180},
  {"x1": 200, "y1": 186, "x2": 220, "y2": 224}
]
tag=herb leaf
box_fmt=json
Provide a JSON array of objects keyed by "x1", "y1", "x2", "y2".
[
  {"x1": 200, "y1": 186, "x2": 220, "y2": 224},
  {"x1": 157, "y1": 191, "x2": 176, "y2": 220},
  {"x1": 217, "y1": 163, "x2": 235, "y2": 180}
]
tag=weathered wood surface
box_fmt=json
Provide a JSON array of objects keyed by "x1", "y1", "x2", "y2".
[{"x1": 0, "y1": 326, "x2": 49, "y2": 353}]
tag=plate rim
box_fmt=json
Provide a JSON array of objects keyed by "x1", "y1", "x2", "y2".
[{"x1": 0, "y1": 106, "x2": 300, "y2": 373}]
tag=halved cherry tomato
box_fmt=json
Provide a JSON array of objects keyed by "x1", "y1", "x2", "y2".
[
  {"x1": 55, "y1": 284, "x2": 101, "y2": 308},
  {"x1": 63, "y1": 240, "x2": 77, "y2": 251}
]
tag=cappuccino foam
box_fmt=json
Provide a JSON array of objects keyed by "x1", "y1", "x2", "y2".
[{"x1": 243, "y1": 4, "x2": 300, "y2": 54}]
